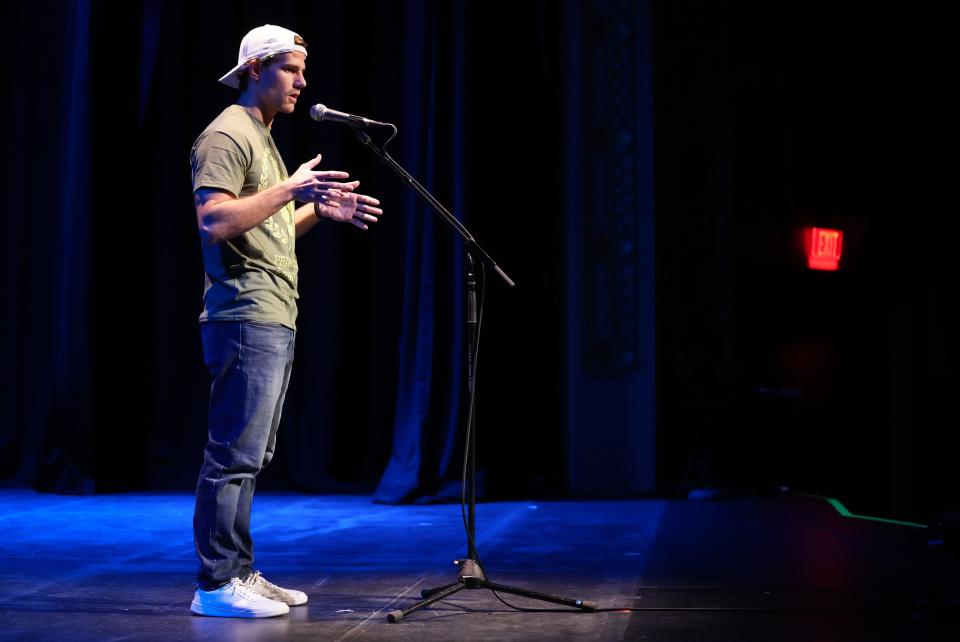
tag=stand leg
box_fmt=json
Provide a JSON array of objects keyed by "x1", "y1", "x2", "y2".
[
  {"x1": 421, "y1": 582, "x2": 458, "y2": 599},
  {"x1": 485, "y1": 581, "x2": 598, "y2": 611},
  {"x1": 388, "y1": 582, "x2": 467, "y2": 623}
]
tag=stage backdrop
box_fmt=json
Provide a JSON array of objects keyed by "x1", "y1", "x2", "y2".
[
  {"x1": 3, "y1": 1, "x2": 955, "y2": 523},
  {"x1": 1, "y1": 0, "x2": 658, "y2": 502}
]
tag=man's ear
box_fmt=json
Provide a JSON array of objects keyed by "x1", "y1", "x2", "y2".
[{"x1": 247, "y1": 59, "x2": 262, "y2": 82}]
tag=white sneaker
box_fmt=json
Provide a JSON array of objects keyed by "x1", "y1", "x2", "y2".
[
  {"x1": 191, "y1": 577, "x2": 290, "y2": 618},
  {"x1": 242, "y1": 571, "x2": 309, "y2": 606}
]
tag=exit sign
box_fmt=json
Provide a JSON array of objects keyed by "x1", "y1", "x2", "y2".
[{"x1": 805, "y1": 227, "x2": 843, "y2": 271}]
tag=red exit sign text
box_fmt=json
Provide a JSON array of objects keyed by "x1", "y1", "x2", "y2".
[{"x1": 804, "y1": 227, "x2": 843, "y2": 271}]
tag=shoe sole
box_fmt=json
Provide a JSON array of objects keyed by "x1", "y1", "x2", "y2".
[{"x1": 190, "y1": 600, "x2": 288, "y2": 618}]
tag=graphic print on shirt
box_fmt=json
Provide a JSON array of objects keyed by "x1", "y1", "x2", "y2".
[
  {"x1": 258, "y1": 146, "x2": 297, "y2": 244},
  {"x1": 258, "y1": 146, "x2": 298, "y2": 285}
]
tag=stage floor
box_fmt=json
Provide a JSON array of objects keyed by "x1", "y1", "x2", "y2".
[{"x1": 0, "y1": 490, "x2": 955, "y2": 641}]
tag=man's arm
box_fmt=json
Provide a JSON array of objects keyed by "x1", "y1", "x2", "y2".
[
  {"x1": 195, "y1": 153, "x2": 352, "y2": 244},
  {"x1": 196, "y1": 182, "x2": 296, "y2": 245}
]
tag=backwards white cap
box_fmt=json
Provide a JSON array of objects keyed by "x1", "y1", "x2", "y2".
[{"x1": 218, "y1": 24, "x2": 307, "y2": 89}]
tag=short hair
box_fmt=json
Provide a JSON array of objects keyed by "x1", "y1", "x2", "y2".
[{"x1": 238, "y1": 34, "x2": 308, "y2": 93}]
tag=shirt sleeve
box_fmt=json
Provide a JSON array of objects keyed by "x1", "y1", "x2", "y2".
[{"x1": 191, "y1": 131, "x2": 250, "y2": 197}]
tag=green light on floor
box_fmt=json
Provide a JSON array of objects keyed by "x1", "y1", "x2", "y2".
[{"x1": 801, "y1": 494, "x2": 927, "y2": 528}]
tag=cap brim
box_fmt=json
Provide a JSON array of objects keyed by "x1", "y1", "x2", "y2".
[{"x1": 218, "y1": 62, "x2": 244, "y2": 88}]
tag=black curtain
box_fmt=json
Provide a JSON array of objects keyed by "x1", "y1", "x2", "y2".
[
  {"x1": 2, "y1": 0, "x2": 568, "y2": 500},
  {"x1": 6, "y1": 0, "x2": 954, "y2": 523},
  {"x1": 372, "y1": 1, "x2": 466, "y2": 503},
  {"x1": 1, "y1": 0, "x2": 92, "y2": 493}
]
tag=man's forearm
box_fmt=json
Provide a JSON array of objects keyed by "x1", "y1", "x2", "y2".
[
  {"x1": 197, "y1": 180, "x2": 296, "y2": 244},
  {"x1": 294, "y1": 203, "x2": 321, "y2": 238}
]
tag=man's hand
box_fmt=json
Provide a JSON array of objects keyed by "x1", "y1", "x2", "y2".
[
  {"x1": 288, "y1": 153, "x2": 357, "y2": 204},
  {"x1": 317, "y1": 183, "x2": 384, "y2": 231}
]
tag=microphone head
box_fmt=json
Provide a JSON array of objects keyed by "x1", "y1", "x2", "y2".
[{"x1": 309, "y1": 104, "x2": 327, "y2": 121}]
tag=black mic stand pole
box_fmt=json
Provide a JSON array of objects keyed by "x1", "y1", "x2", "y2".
[
  {"x1": 345, "y1": 125, "x2": 597, "y2": 622},
  {"x1": 349, "y1": 125, "x2": 512, "y2": 288}
]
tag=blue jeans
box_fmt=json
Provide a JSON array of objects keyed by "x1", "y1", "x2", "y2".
[{"x1": 193, "y1": 321, "x2": 295, "y2": 590}]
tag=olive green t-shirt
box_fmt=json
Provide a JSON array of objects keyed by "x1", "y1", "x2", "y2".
[{"x1": 190, "y1": 105, "x2": 299, "y2": 329}]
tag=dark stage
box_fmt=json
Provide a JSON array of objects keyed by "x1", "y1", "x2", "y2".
[{"x1": 0, "y1": 490, "x2": 955, "y2": 641}]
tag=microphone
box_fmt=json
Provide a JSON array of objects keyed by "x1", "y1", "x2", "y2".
[{"x1": 309, "y1": 104, "x2": 390, "y2": 128}]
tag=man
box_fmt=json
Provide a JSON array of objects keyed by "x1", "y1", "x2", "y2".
[{"x1": 189, "y1": 24, "x2": 383, "y2": 618}]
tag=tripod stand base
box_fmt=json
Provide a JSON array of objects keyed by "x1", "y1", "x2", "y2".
[{"x1": 386, "y1": 559, "x2": 598, "y2": 623}]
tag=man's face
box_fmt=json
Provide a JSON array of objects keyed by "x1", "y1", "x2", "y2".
[{"x1": 254, "y1": 51, "x2": 307, "y2": 114}]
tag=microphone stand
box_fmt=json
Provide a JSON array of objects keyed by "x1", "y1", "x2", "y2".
[{"x1": 345, "y1": 124, "x2": 597, "y2": 622}]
